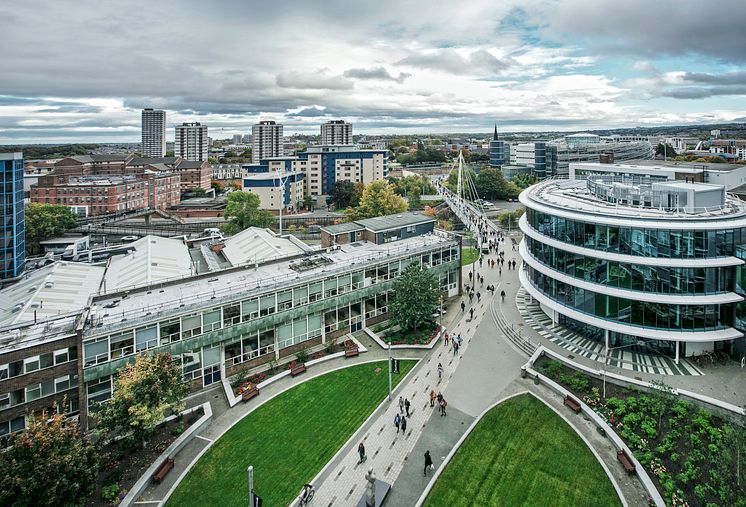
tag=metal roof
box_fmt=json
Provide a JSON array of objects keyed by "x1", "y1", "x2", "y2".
[
  {"x1": 321, "y1": 222, "x2": 365, "y2": 234},
  {"x1": 221, "y1": 227, "x2": 307, "y2": 267},
  {"x1": 353, "y1": 212, "x2": 434, "y2": 232}
]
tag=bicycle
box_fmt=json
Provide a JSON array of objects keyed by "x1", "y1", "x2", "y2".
[{"x1": 298, "y1": 484, "x2": 315, "y2": 506}]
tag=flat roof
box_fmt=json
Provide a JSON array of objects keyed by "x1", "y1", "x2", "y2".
[
  {"x1": 88, "y1": 232, "x2": 455, "y2": 335},
  {"x1": 613, "y1": 159, "x2": 745, "y2": 173},
  {"x1": 353, "y1": 212, "x2": 434, "y2": 232},
  {"x1": 321, "y1": 222, "x2": 365, "y2": 234}
]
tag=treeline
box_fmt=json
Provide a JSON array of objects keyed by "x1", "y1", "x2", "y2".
[{"x1": 4, "y1": 144, "x2": 98, "y2": 159}]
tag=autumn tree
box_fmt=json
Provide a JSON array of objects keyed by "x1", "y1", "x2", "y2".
[
  {"x1": 95, "y1": 352, "x2": 188, "y2": 448},
  {"x1": 0, "y1": 410, "x2": 99, "y2": 507},
  {"x1": 390, "y1": 263, "x2": 439, "y2": 333},
  {"x1": 330, "y1": 180, "x2": 363, "y2": 209},
  {"x1": 345, "y1": 180, "x2": 408, "y2": 221},
  {"x1": 222, "y1": 191, "x2": 274, "y2": 234}
]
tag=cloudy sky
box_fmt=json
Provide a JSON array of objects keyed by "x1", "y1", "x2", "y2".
[{"x1": 1, "y1": 0, "x2": 745, "y2": 143}]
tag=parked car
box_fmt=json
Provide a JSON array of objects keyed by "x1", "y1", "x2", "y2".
[{"x1": 120, "y1": 235, "x2": 139, "y2": 242}]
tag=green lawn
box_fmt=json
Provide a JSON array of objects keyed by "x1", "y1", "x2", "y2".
[
  {"x1": 461, "y1": 247, "x2": 479, "y2": 266},
  {"x1": 167, "y1": 360, "x2": 415, "y2": 507},
  {"x1": 424, "y1": 393, "x2": 622, "y2": 507}
]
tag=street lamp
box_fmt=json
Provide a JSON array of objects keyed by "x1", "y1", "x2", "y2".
[{"x1": 602, "y1": 340, "x2": 644, "y2": 398}]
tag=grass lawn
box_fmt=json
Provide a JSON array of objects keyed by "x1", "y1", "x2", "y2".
[
  {"x1": 424, "y1": 393, "x2": 622, "y2": 507},
  {"x1": 461, "y1": 247, "x2": 479, "y2": 266},
  {"x1": 167, "y1": 360, "x2": 415, "y2": 507}
]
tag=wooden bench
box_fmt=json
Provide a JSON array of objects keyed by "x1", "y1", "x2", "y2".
[
  {"x1": 242, "y1": 387, "x2": 260, "y2": 402},
  {"x1": 290, "y1": 364, "x2": 307, "y2": 376},
  {"x1": 344, "y1": 348, "x2": 360, "y2": 358},
  {"x1": 617, "y1": 449, "x2": 636, "y2": 474},
  {"x1": 563, "y1": 395, "x2": 581, "y2": 414},
  {"x1": 152, "y1": 457, "x2": 174, "y2": 484}
]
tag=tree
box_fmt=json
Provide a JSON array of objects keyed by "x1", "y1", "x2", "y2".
[
  {"x1": 330, "y1": 180, "x2": 363, "y2": 209},
  {"x1": 390, "y1": 263, "x2": 439, "y2": 333},
  {"x1": 345, "y1": 180, "x2": 407, "y2": 221},
  {"x1": 498, "y1": 207, "x2": 525, "y2": 228},
  {"x1": 0, "y1": 410, "x2": 99, "y2": 507},
  {"x1": 477, "y1": 167, "x2": 519, "y2": 201},
  {"x1": 222, "y1": 191, "x2": 274, "y2": 234},
  {"x1": 191, "y1": 187, "x2": 208, "y2": 197},
  {"x1": 389, "y1": 175, "x2": 436, "y2": 200},
  {"x1": 655, "y1": 143, "x2": 677, "y2": 159},
  {"x1": 96, "y1": 352, "x2": 188, "y2": 448},
  {"x1": 165, "y1": 150, "x2": 175, "y2": 157},
  {"x1": 303, "y1": 195, "x2": 315, "y2": 211},
  {"x1": 512, "y1": 173, "x2": 538, "y2": 190},
  {"x1": 211, "y1": 179, "x2": 225, "y2": 193},
  {"x1": 715, "y1": 405, "x2": 746, "y2": 505},
  {"x1": 24, "y1": 203, "x2": 77, "y2": 254}
]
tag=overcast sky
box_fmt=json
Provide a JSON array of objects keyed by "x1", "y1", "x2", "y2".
[{"x1": 1, "y1": 0, "x2": 745, "y2": 143}]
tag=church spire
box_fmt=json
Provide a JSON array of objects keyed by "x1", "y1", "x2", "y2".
[{"x1": 493, "y1": 124, "x2": 498, "y2": 141}]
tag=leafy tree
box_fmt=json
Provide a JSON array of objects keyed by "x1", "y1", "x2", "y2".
[
  {"x1": 477, "y1": 167, "x2": 519, "y2": 200},
  {"x1": 24, "y1": 203, "x2": 77, "y2": 254},
  {"x1": 0, "y1": 409, "x2": 99, "y2": 507},
  {"x1": 208, "y1": 157, "x2": 219, "y2": 164},
  {"x1": 191, "y1": 188, "x2": 208, "y2": 197},
  {"x1": 390, "y1": 263, "x2": 438, "y2": 333},
  {"x1": 211, "y1": 179, "x2": 225, "y2": 193},
  {"x1": 222, "y1": 191, "x2": 274, "y2": 234},
  {"x1": 229, "y1": 181, "x2": 242, "y2": 191},
  {"x1": 303, "y1": 195, "x2": 315, "y2": 211},
  {"x1": 396, "y1": 141, "x2": 447, "y2": 165},
  {"x1": 655, "y1": 143, "x2": 677, "y2": 158},
  {"x1": 330, "y1": 180, "x2": 363, "y2": 209},
  {"x1": 165, "y1": 150, "x2": 175, "y2": 157},
  {"x1": 511, "y1": 173, "x2": 538, "y2": 190},
  {"x1": 95, "y1": 352, "x2": 188, "y2": 448},
  {"x1": 498, "y1": 207, "x2": 525, "y2": 228},
  {"x1": 388, "y1": 175, "x2": 436, "y2": 199},
  {"x1": 345, "y1": 180, "x2": 407, "y2": 221}
]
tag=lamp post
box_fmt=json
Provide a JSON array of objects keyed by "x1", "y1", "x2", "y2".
[
  {"x1": 387, "y1": 339, "x2": 392, "y2": 401},
  {"x1": 247, "y1": 465, "x2": 254, "y2": 507},
  {"x1": 603, "y1": 340, "x2": 643, "y2": 399}
]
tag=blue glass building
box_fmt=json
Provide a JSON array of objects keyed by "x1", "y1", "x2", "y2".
[
  {"x1": 488, "y1": 125, "x2": 509, "y2": 168},
  {"x1": 0, "y1": 153, "x2": 24, "y2": 279}
]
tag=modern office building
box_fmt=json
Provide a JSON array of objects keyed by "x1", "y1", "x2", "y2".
[
  {"x1": 321, "y1": 120, "x2": 352, "y2": 145},
  {"x1": 242, "y1": 145, "x2": 387, "y2": 197},
  {"x1": 570, "y1": 161, "x2": 746, "y2": 191},
  {"x1": 513, "y1": 142, "x2": 558, "y2": 179},
  {"x1": 565, "y1": 133, "x2": 600, "y2": 146},
  {"x1": 175, "y1": 122, "x2": 209, "y2": 162},
  {"x1": 554, "y1": 140, "x2": 654, "y2": 176},
  {"x1": 519, "y1": 177, "x2": 746, "y2": 364},
  {"x1": 242, "y1": 170, "x2": 306, "y2": 211},
  {"x1": 488, "y1": 125, "x2": 510, "y2": 169},
  {"x1": 252, "y1": 121, "x2": 284, "y2": 163},
  {"x1": 141, "y1": 109, "x2": 167, "y2": 158},
  {"x1": 0, "y1": 153, "x2": 25, "y2": 279}
]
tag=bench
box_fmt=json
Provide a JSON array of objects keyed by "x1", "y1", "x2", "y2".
[
  {"x1": 290, "y1": 363, "x2": 307, "y2": 376},
  {"x1": 241, "y1": 387, "x2": 260, "y2": 402},
  {"x1": 152, "y1": 457, "x2": 174, "y2": 484},
  {"x1": 617, "y1": 449, "x2": 636, "y2": 474},
  {"x1": 563, "y1": 395, "x2": 581, "y2": 414},
  {"x1": 344, "y1": 348, "x2": 360, "y2": 358}
]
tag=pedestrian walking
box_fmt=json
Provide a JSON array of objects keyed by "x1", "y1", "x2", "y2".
[
  {"x1": 458, "y1": 334, "x2": 463, "y2": 347},
  {"x1": 477, "y1": 292, "x2": 481, "y2": 302},
  {"x1": 399, "y1": 396, "x2": 404, "y2": 414},
  {"x1": 468, "y1": 271, "x2": 473, "y2": 281},
  {"x1": 444, "y1": 332, "x2": 449, "y2": 345},
  {"x1": 469, "y1": 292, "x2": 474, "y2": 303},
  {"x1": 424, "y1": 450, "x2": 434, "y2": 476},
  {"x1": 501, "y1": 290, "x2": 506, "y2": 302},
  {"x1": 358, "y1": 442, "x2": 366, "y2": 464},
  {"x1": 479, "y1": 257, "x2": 483, "y2": 268},
  {"x1": 437, "y1": 392, "x2": 443, "y2": 406},
  {"x1": 394, "y1": 413, "x2": 401, "y2": 433},
  {"x1": 437, "y1": 362, "x2": 443, "y2": 380},
  {"x1": 400, "y1": 415, "x2": 407, "y2": 433},
  {"x1": 469, "y1": 308, "x2": 474, "y2": 320},
  {"x1": 498, "y1": 268, "x2": 502, "y2": 277},
  {"x1": 404, "y1": 398, "x2": 411, "y2": 417},
  {"x1": 430, "y1": 389, "x2": 437, "y2": 407},
  {"x1": 460, "y1": 301, "x2": 465, "y2": 312},
  {"x1": 439, "y1": 398, "x2": 448, "y2": 416}
]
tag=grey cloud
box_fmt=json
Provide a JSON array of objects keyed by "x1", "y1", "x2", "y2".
[
  {"x1": 343, "y1": 67, "x2": 411, "y2": 83},
  {"x1": 661, "y1": 86, "x2": 746, "y2": 99},
  {"x1": 276, "y1": 71, "x2": 353, "y2": 90},
  {"x1": 543, "y1": 0, "x2": 746, "y2": 62},
  {"x1": 395, "y1": 49, "x2": 513, "y2": 75},
  {"x1": 681, "y1": 71, "x2": 746, "y2": 86},
  {"x1": 287, "y1": 107, "x2": 327, "y2": 117}
]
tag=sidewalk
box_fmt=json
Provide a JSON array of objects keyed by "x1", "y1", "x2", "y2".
[{"x1": 311, "y1": 268, "x2": 489, "y2": 506}]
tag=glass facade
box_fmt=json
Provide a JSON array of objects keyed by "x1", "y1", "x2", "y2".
[
  {"x1": 526, "y1": 237, "x2": 733, "y2": 295},
  {"x1": 527, "y1": 208, "x2": 745, "y2": 258},
  {"x1": 526, "y1": 266, "x2": 730, "y2": 331},
  {"x1": 0, "y1": 154, "x2": 24, "y2": 279}
]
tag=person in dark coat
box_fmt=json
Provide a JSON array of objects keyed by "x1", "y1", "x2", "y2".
[
  {"x1": 424, "y1": 450, "x2": 434, "y2": 476},
  {"x1": 394, "y1": 413, "x2": 401, "y2": 433},
  {"x1": 400, "y1": 416, "x2": 407, "y2": 433},
  {"x1": 358, "y1": 442, "x2": 366, "y2": 464},
  {"x1": 404, "y1": 398, "x2": 411, "y2": 417}
]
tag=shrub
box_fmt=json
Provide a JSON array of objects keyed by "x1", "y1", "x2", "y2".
[
  {"x1": 542, "y1": 359, "x2": 562, "y2": 379},
  {"x1": 172, "y1": 422, "x2": 185, "y2": 436},
  {"x1": 295, "y1": 347, "x2": 309, "y2": 364},
  {"x1": 102, "y1": 484, "x2": 121, "y2": 503}
]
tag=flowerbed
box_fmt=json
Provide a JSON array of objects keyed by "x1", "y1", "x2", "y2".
[
  {"x1": 536, "y1": 358, "x2": 746, "y2": 507},
  {"x1": 386, "y1": 324, "x2": 441, "y2": 345}
]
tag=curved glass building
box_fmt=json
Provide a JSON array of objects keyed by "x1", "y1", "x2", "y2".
[{"x1": 519, "y1": 176, "x2": 746, "y2": 362}]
